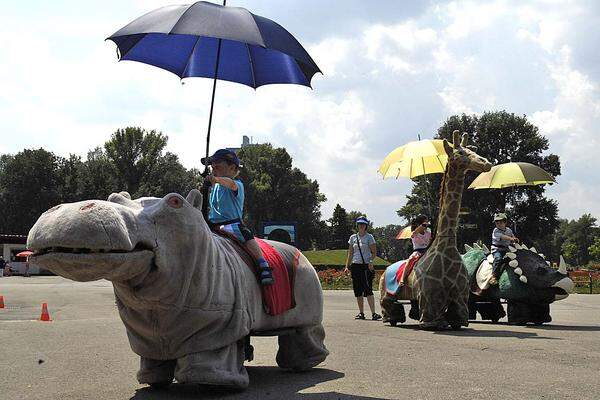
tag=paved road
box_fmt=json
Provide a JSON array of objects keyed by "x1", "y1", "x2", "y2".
[{"x1": 1, "y1": 276, "x2": 599, "y2": 400}]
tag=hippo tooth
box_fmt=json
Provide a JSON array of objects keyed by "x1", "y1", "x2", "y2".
[
  {"x1": 509, "y1": 260, "x2": 519, "y2": 268},
  {"x1": 514, "y1": 267, "x2": 523, "y2": 275},
  {"x1": 530, "y1": 247, "x2": 537, "y2": 253},
  {"x1": 505, "y1": 253, "x2": 517, "y2": 260},
  {"x1": 508, "y1": 245, "x2": 517, "y2": 252},
  {"x1": 519, "y1": 275, "x2": 528, "y2": 283}
]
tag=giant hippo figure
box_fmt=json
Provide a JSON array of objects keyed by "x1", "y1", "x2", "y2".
[
  {"x1": 27, "y1": 190, "x2": 328, "y2": 389},
  {"x1": 462, "y1": 243, "x2": 574, "y2": 325}
]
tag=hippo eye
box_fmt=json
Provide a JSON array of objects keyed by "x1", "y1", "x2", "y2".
[{"x1": 167, "y1": 196, "x2": 183, "y2": 209}]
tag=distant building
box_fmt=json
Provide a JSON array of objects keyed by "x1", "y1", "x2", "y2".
[
  {"x1": 0, "y1": 234, "x2": 47, "y2": 275},
  {"x1": 226, "y1": 135, "x2": 256, "y2": 154}
]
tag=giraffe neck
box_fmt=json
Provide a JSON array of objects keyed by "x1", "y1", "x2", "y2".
[{"x1": 434, "y1": 160, "x2": 466, "y2": 247}]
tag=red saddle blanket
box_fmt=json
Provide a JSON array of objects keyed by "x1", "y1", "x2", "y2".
[
  {"x1": 256, "y1": 239, "x2": 298, "y2": 316},
  {"x1": 395, "y1": 252, "x2": 422, "y2": 284},
  {"x1": 212, "y1": 229, "x2": 298, "y2": 316}
]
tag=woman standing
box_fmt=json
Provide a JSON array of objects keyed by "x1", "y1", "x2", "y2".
[{"x1": 344, "y1": 216, "x2": 382, "y2": 320}]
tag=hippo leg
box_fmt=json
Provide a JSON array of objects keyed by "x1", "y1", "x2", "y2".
[
  {"x1": 174, "y1": 340, "x2": 249, "y2": 389},
  {"x1": 276, "y1": 324, "x2": 329, "y2": 371},
  {"x1": 137, "y1": 357, "x2": 176, "y2": 387}
]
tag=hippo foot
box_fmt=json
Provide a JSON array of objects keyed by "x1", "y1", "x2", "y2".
[
  {"x1": 174, "y1": 341, "x2": 249, "y2": 389},
  {"x1": 276, "y1": 324, "x2": 329, "y2": 371},
  {"x1": 137, "y1": 358, "x2": 176, "y2": 387}
]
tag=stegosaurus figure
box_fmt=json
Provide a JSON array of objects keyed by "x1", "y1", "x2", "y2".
[{"x1": 462, "y1": 242, "x2": 574, "y2": 325}]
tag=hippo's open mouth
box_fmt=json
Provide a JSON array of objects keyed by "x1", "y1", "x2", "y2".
[
  {"x1": 32, "y1": 242, "x2": 154, "y2": 257},
  {"x1": 29, "y1": 243, "x2": 155, "y2": 282}
]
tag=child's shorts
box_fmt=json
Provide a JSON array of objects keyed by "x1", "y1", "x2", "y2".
[{"x1": 217, "y1": 222, "x2": 254, "y2": 244}]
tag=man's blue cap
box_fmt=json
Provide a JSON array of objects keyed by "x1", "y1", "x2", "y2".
[
  {"x1": 201, "y1": 149, "x2": 240, "y2": 167},
  {"x1": 355, "y1": 216, "x2": 369, "y2": 225}
]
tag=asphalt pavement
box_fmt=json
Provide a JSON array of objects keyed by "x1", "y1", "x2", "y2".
[{"x1": 1, "y1": 276, "x2": 599, "y2": 400}]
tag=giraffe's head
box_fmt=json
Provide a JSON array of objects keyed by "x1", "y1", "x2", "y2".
[{"x1": 443, "y1": 130, "x2": 492, "y2": 173}]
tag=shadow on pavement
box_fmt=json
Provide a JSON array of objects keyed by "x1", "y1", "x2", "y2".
[
  {"x1": 432, "y1": 328, "x2": 559, "y2": 339},
  {"x1": 525, "y1": 324, "x2": 600, "y2": 332},
  {"x1": 130, "y1": 367, "x2": 392, "y2": 400}
]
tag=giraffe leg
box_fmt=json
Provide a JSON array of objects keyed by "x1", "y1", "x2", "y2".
[
  {"x1": 418, "y1": 287, "x2": 449, "y2": 330},
  {"x1": 445, "y1": 278, "x2": 470, "y2": 329}
]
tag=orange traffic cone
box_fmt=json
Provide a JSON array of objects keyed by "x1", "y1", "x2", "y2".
[
  {"x1": 0, "y1": 296, "x2": 4, "y2": 309},
  {"x1": 40, "y1": 303, "x2": 51, "y2": 321}
]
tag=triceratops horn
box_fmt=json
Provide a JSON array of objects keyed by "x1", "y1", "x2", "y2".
[{"x1": 558, "y1": 256, "x2": 568, "y2": 275}]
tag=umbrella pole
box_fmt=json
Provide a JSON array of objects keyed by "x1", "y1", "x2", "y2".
[{"x1": 202, "y1": 0, "x2": 227, "y2": 220}]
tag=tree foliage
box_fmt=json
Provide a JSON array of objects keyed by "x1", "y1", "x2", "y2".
[
  {"x1": 398, "y1": 111, "x2": 561, "y2": 256},
  {"x1": 237, "y1": 143, "x2": 326, "y2": 250}
]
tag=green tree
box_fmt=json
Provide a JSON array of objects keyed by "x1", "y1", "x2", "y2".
[
  {"x1": 371, "y1": 224, "x2": 411, "y2": 262},
  {"x1": 78, "y1": 147, "x2": 118, "y2": 201},
  {"x1": 329, "y1": 204, "x2": 352, "y2": 249},
  {"x1": 237, "y1": 144, "x2": 326, "y2": 250},
  {"x1": 398, "y1": 111, "x2": 561, "y2": 254},
  {"x1": 104, "y1": 127, "x2": 168, "y2": 197},
  {"x1": 558, "y1": 214, "x2": 600, "y2": 266},
  {"x1": 0, "y1": 149, "x2": 62, "y2": 234},
  {"x1": 588, "y1": 237, "x2": 600, "y2": 263}
]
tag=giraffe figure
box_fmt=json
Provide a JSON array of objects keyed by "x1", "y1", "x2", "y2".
[{"x1": 414, "y1": 130, "x2": 491, "y2": 330}]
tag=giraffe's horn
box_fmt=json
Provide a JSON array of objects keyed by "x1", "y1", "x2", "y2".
[
  {"x1": 464, "y1": 244, "x2": 473, "y2": 252},
  {"x1": 558, "y1": 256, "x2": 568, "y2": 275},
  {"x1": 452, "y1": 130, "x2": 460, "y2": 147}
]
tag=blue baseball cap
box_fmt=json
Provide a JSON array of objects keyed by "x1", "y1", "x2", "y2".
[
  {"x1": 201, "y1": 149, "x2": 240, "y2": 167},
  {"x1": 355, "y1": 216, "x2": 369, "y2": 225}
]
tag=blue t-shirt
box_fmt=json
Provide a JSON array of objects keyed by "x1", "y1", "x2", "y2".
[{"x1": 208, "y1": 179, "x2": 244, "y2": 224}]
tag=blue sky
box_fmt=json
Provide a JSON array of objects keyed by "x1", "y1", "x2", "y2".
[{"x1": 1, "y1": 0, "x2": 599, "y2": 226}]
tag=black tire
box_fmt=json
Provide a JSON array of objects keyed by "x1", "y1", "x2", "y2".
[
  {"x1": 450, "y1": 323, "x2": 462, "y2": 331},
  {"x1": 389, "y1": 320, "x2": 397, "y2": 327}
]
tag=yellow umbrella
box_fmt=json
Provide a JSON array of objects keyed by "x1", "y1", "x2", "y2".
[
  {"x1": 468, "y1": 162, "x2": 555, "y2": 189},
  {"x1": 378, "y1": 139, "x2": 450, "y2": 179},
  {"x1": 396, "y1": 225, "x2": 412, "y2": 240}
]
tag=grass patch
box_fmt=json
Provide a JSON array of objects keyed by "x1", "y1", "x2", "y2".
[{"x1": 304, "y1": 249, "x2": 390, "y2": 267}]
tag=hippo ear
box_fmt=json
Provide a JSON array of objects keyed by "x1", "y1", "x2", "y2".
[{"x1": 186, "y1": 189, "x2": 203, "y2": 210}]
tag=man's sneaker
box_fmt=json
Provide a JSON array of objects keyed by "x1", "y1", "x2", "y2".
[
  {"x1": 372, "y1": 313, "x2": 382, "y2": 321},
  {"x1": 258, "y1": 262, "x2": 274, "y2": 286},
  {"x1": 354, "y1": 312, "x2": 366, "y2": 320}
]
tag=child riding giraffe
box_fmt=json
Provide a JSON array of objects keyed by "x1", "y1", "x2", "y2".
[{"x1": 414, "y1": 130, "x2": 491, "y2": 330}]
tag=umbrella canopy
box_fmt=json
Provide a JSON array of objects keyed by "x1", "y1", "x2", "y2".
[
  {"x1": 378, "y1": 139, "x2": 450, "y2": 179},
  {"x1": 468, "y1": 162, "x2": 555, "y2": 189},
  {"x1": 16, "y1": 250, "x2": 33, "y2": 258},
  {"x1": 395, "y1": 226, "x2": 412, "y2": 240},
  {"x1": 107, "y1": 1, "x2": 321, "y2": 88}
]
